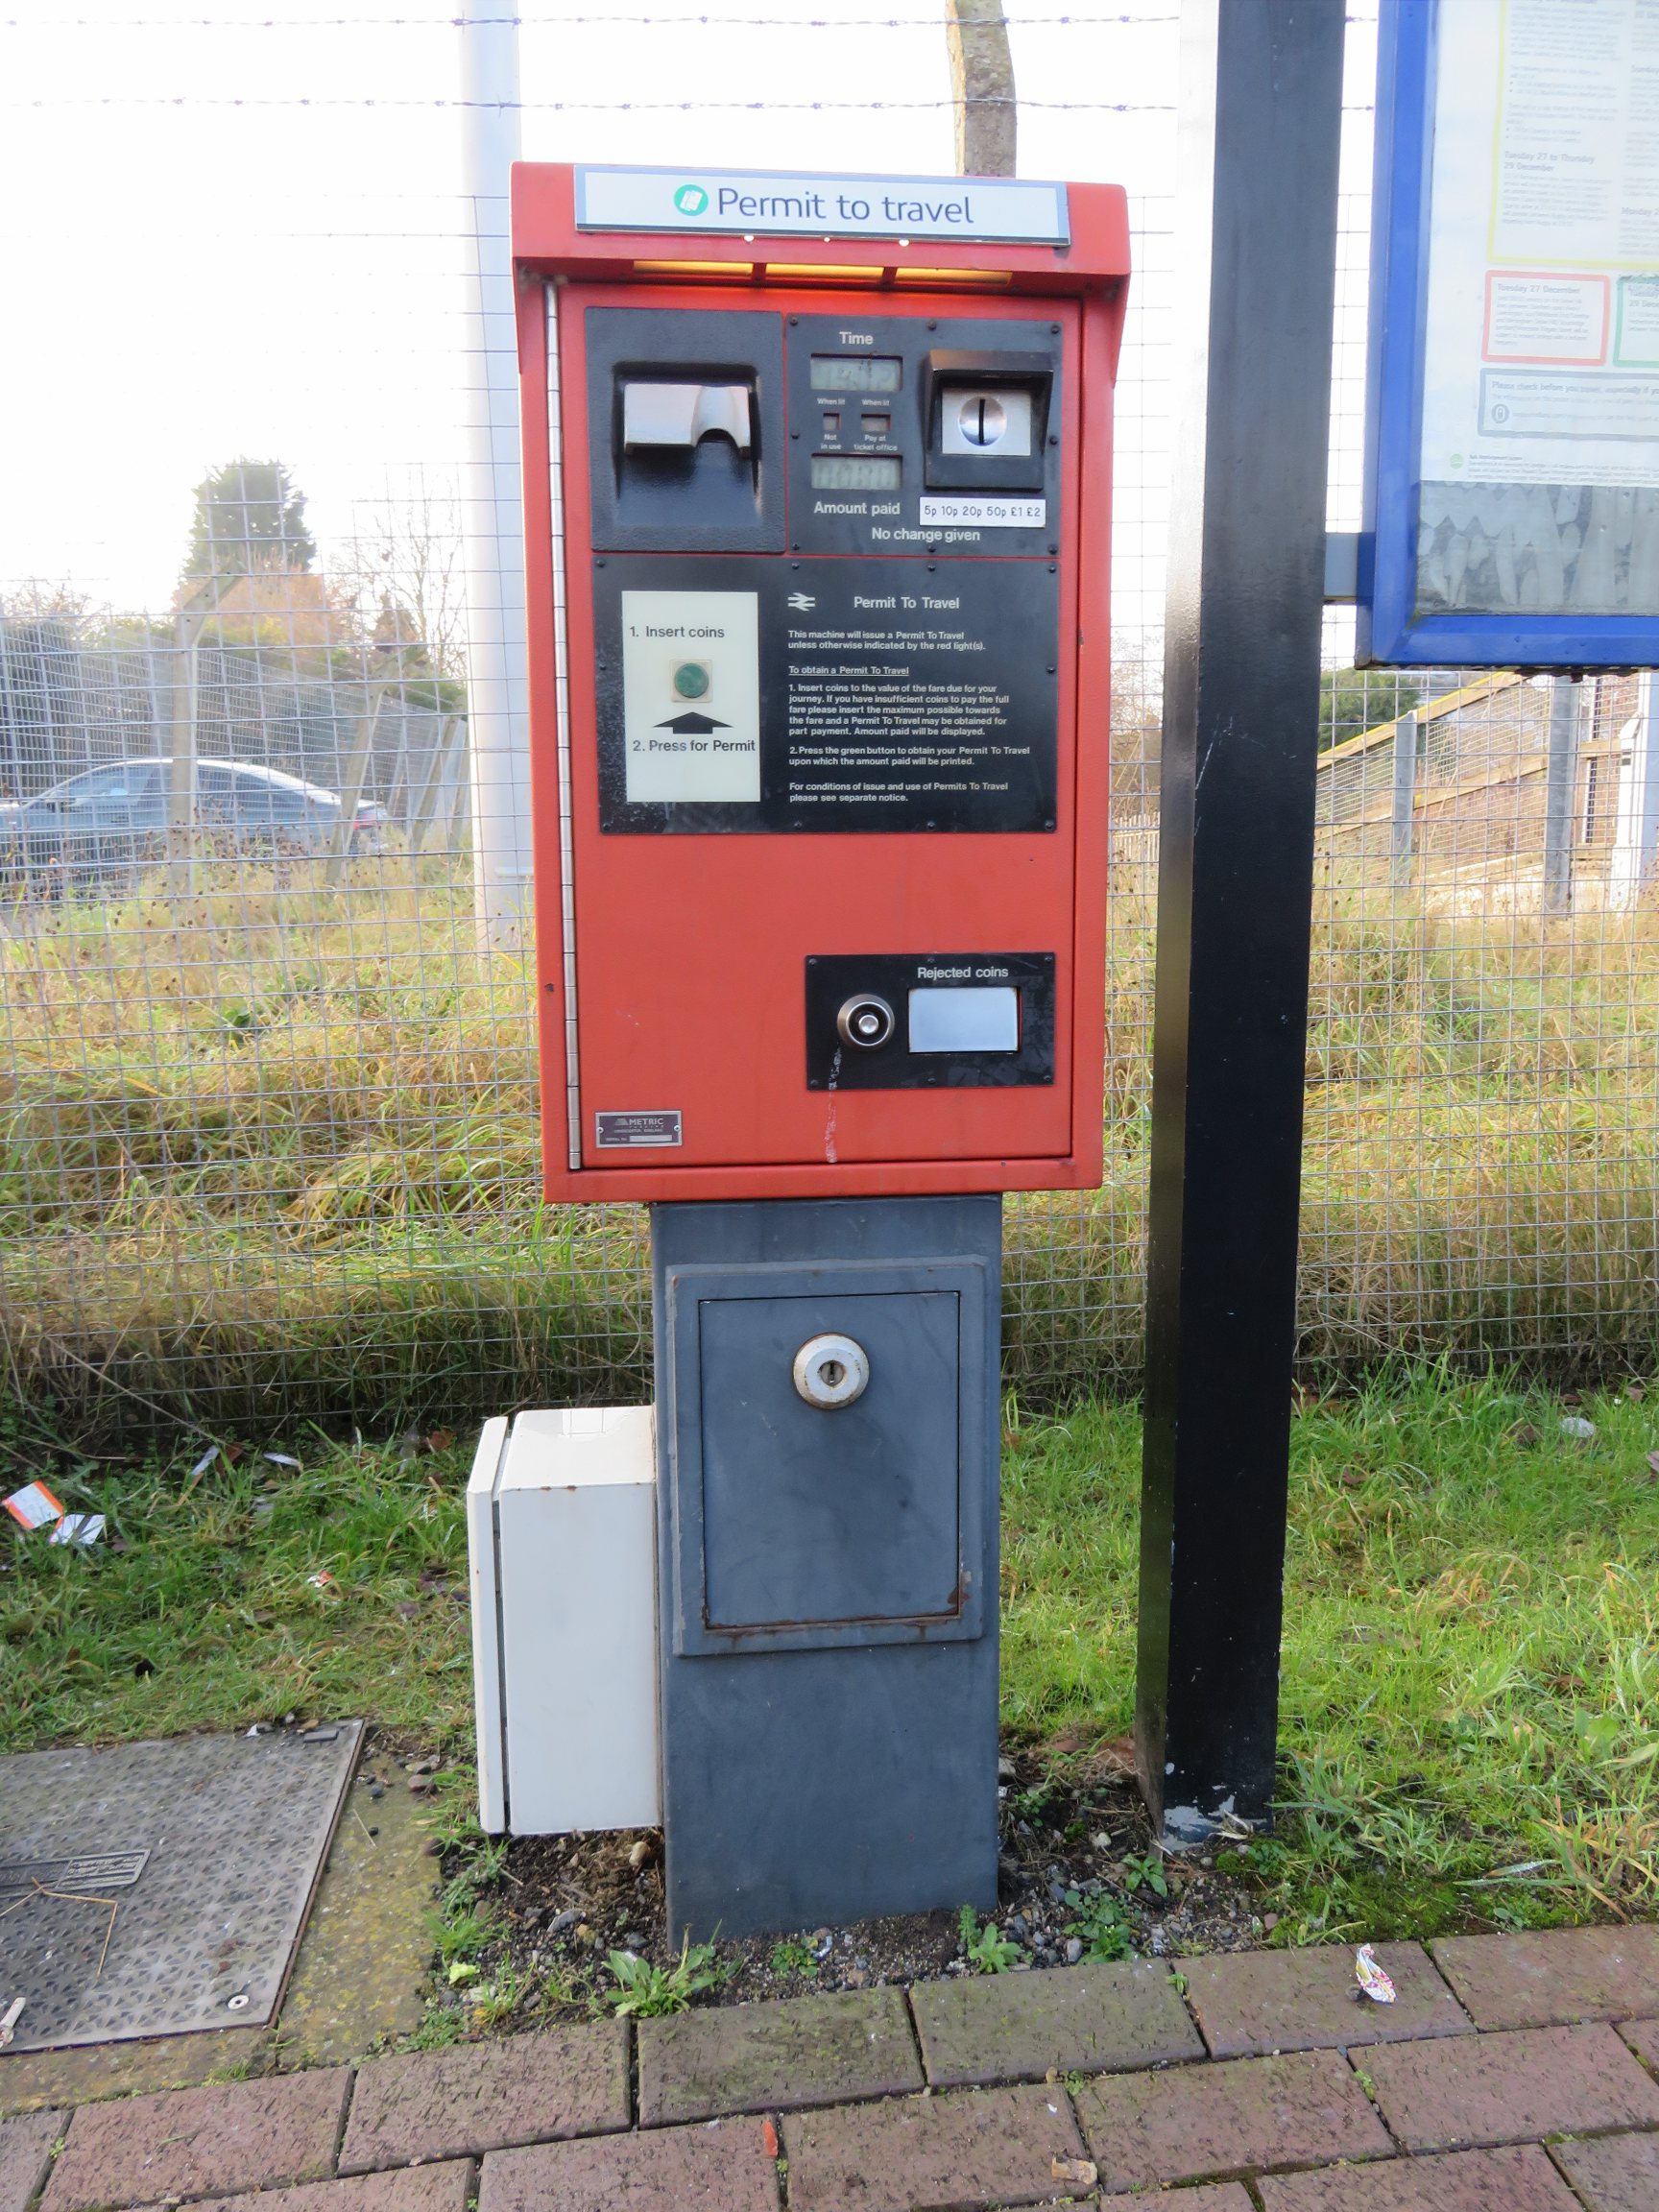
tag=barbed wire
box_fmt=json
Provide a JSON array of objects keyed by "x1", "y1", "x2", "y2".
[
  {"x1": 3, "y1": 91, "x2": 1180, "y2": 108},
  {"x1": 1, "y1": 7, "x2": 1376, "y2": 23}
]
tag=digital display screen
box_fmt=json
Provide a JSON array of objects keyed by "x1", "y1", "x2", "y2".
[
  {"x1": 810, "y1": 454, "x2": 902, "y2": 492},
  {"x1": 810, "y1": 355, "x2": 902, "y2": 393}
]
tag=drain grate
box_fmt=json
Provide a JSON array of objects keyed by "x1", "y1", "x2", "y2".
[{"x1": 0, "y1": 1722, "x2": 361, "y2": 2052}]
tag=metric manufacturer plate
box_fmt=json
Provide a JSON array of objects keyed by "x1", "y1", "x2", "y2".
[
  {"x1": 0, "y1": 1721, "x2": 361, "y2": 2051},
  {"x1": 0, "y1": 1850, "x2": 150, "y2": 1897}
]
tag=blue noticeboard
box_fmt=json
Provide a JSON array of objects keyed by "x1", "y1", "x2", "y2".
[{"x1": 1362, "y1": 0, "x2": 1659, "y2": 669}]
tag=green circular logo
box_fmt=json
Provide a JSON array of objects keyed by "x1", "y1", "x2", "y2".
[
  {"x1": 673, "y1": 182, "x2": 709, "y2": 216},
  {"x1": 673, "y1": 661, "x2": 711, "y2": 700}
]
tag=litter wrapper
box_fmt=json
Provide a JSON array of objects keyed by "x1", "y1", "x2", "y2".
[
  {"x1": 50, "y1": 1513, "x2": 107, "y2": 1548},
  {"x1": 4, "y1": 1480, "x2": 65, "y2": 1532},
  {"x1": 1356, "y1": 1942, "x2": 1397, "y2": 2004}
]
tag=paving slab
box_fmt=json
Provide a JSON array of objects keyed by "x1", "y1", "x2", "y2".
[
  {"x1": 637, "y1": 1987, "x2": 920, "y2": 2127},
  {"x1": 1257, "y1": 2143, "x2": 1580, "y2": 2209},
  {"x1": 1616, "y1": 2014, "x2": 1659, "y2": 2068},
  {"x1": 0, "y1": 2111, "x2": 61, "y2": 2212},
  {"x1": 276, "y1": 1758, "x2": 441, "y2": 2065},
  {"x1": 479, "y1": 2117, "x2": 778, "y2": 2212},
  {"x1": 0, "y1": 2032, "x2": 269, "y2": 2122},
  {"x1": 910, "y1": 1959, "x2": 1202, "y2": 2088},
  {"x1": 1179, "y1": 1941, "x2": 1472, "y2": 2057},
  {"x1": 339, "y1": 2022, "x2": 629, "y2": 2171},
  {"x1": 1073, "y1": 2047, "x2": 1393, "y2": 2194},
  {"x1": 782, "y1": 2082, "x2": 1086, "y2": 2211},
  {"x1": 1430, "y1": 1927, "x2": 1659, "y2": 2031},
  {"x1": 185, "y1": 2165, "x2": 473, "y2": 2212},
  {"x1": 1550, "y1": 2128, "x2": 1659, "y2": 2212},
  {"x1": 43, "y1": 2068, "x2": 351, "y2": 2212},
  {"x1": 1361, "y1": 2021, "x2": 1659, "y2": 2152}
]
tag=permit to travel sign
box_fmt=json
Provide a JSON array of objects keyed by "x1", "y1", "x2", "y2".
[{"x1": 573, "y1": 165, "x2": 1070, "y2": 247}]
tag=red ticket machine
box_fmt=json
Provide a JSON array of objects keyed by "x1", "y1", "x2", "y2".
[
  {"x1": 514, "y1": 164, "x2": 1129, "y2": 1200},
  {"x1": 508, "y1": 165, "x2": 1129, "y2": 1940}
]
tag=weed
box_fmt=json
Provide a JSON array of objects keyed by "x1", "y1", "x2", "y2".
[
  {"x1": 605, "y1": 1936, "x2": 723, "y2": 2019},
  {"x1": 1121, "y1": 1851, "x2": 1168, "y2": 1900},
  {"x1": 1062, "y1": 1887, "x2": 1136, "y2": 1962},
  {"x1": 769, "y1": 1938, "x2": 819, "y2": 1979},
  {"x1": 957, "y1": 1905, "x2": 1022, "y2": 1974},
  {"x1": 469, "y1": 1962, "x2": 530, "y2": 2030}
]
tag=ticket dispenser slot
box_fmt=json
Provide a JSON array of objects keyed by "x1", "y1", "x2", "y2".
[
  {"x1": 586, "y1": 306, "x2": 785, "y2": 554},
  {"x1": 923, "y1": 349, "x2": 1051, "y2": 492}
]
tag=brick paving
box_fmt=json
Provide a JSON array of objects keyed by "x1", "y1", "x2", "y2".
[
  {"x1": 41, "y1": 2072, "x2": 351, "y2": 2212},
  {"x1": 2, "y1": 1925, "x2": 1657, "y2": 2212},
  {"x1": 337, "y1": 2022, "x2": 628, "y2": 2170},
  {"x1": 479, "y1": 2118, "x2": 777, "y2": 2212},
  {"x1": 1431, "y1": 1925, "x2": 1659, "y2": 2031},
  {"x1": 1551, "y1": 2127, "x2": 1659, "y2": 2212},
  {"x1": 1256, "y1": 2143, "x2": 1581, "y2": 2209},
  {"x1": 1075, "y1": 2045, "x2": 1393, "y2": 2192},
  {"x1": 782, "y1": 2082, "x2": 1083, "y2": 2211},
  {"x1": 1360, "y1": 2020, "x2": 1659, "y2": 2152},
  {"x1": 909, "y1": 1956, "x2": 1201, "y2": 2086},
  {"x1": 637, "y1": 1986, "x2": 921, "y2": 2126},
  {"x1": 190, "y1": 2168, "x2": 473, "y2": 2212},
  {"x1": 0, "y1": 2114, "x2": 61, "y2": 2212},
  {"x1": 1179, "y1": 1939, "x2": 1473, "y2": 2056}
]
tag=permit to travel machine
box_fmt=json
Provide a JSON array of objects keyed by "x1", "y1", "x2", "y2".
[{"x1": 469, "y1": 163, "x2": 1129, "y2": 1940}]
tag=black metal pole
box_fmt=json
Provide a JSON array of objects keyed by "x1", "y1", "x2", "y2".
[{"x1": 1135, "y1": 0, "x2": 1345, "y2": 1846}]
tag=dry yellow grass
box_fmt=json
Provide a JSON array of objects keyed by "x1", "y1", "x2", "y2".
[{"x1": 2, "y1": 856, "x2": 1656, "y2": 1432}]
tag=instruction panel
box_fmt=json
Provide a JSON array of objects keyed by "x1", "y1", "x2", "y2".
[
  {"x1": 1416, "y1": 0, "x2": 1659, "y2": 615},
  {"x1": 594, "y1": 557, "x2": 1059, "y2": 833}
]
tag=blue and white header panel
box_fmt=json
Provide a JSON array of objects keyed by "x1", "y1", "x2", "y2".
[
  {"x1": 1363, "y1": 0, "x2": 1659, "y2": 667},
  {"x1": 574, "y1": 165, "x2": 1070, "y2": 248}
]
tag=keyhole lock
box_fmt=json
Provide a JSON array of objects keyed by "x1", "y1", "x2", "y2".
[
  {"x1": 793, "y1": 1332, "x2": 870, "y2": 1410},
  {"x1": 955, "y1": 392, "x2": 1007, "y2": 447}
]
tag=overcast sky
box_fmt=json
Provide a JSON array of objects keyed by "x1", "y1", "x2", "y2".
[{"x1": 1, "y1": 2, "x2": 1379, "y2": 637}]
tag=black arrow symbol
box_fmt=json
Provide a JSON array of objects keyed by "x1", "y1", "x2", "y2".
[{"x1": 655, "y1": 711, "x2": 730, "y2": 734}]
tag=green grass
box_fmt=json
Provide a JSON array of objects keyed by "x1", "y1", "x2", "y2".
[
  {"x1": 1004, "y1": 1364, "x2": 1659, "y2": 1936},
  {"x1": 7, "y1": 1365, "x2": 1658, "y2": 1944},
  {"x1": 0, "y1": 1407, "x2": 474, "y2": 1752}
]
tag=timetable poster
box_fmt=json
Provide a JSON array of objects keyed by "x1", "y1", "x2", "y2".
[{"x1": 1416, "y1": 0, "x2": 1659, "y2": 617}]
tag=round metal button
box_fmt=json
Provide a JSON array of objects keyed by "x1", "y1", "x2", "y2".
[
  {"x1": 835, "y1": 993, "x2": 895, "y2": 1050},
  {"x1": 792, "y1": 1332, "x2": 870, "y2": 1409}
]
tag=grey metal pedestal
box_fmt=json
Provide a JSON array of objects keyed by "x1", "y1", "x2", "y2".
[{"x1": 651, "y1": 1194, "x2": 1002, "y2": 1942}]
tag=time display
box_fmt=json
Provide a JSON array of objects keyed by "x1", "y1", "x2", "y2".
[
  {"x1": 810, "y1": 454, "x2": 902, "y2": 492},
  {"x1": 809, "y1": 355, "x2": 902, "y2": 394}
]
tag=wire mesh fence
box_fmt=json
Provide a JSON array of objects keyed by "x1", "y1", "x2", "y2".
[{"x1": 2, "y1": 4, "x2": 1656, "y2": 1438}]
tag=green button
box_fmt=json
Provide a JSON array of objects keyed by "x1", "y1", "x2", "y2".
[{"x1": 672, "y1": 661, "x2": 710, "y2": 700}]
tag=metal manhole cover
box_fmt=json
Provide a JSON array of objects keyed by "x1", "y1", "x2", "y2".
[
  {"x1": 0, "y1": 1721, "x2": 361, "y2": 2052},
  {"x1": 0, "y1": 1851, "x2": 150, "y2": 1896}
]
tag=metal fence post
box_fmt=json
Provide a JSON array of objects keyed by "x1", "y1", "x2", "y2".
[
  {"x1": 166, "y1": 606, "x2": 204, "y2": 903},
  {"x1": 1135, "y1": 0, "x2": 1345, "y2": 1847},
  {"x1": 325, "y1": 685, "x2": 387, "y2": 887},
  {"x1": 1390, "y1": 710, "x2": 1418, "y2": 886},
  {"x1": 458, "y1": 8, "x2": 533, "y2": 949},
  {"x1": 1543, "y1": 675, "x2": 1582, "y2": 917}
]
